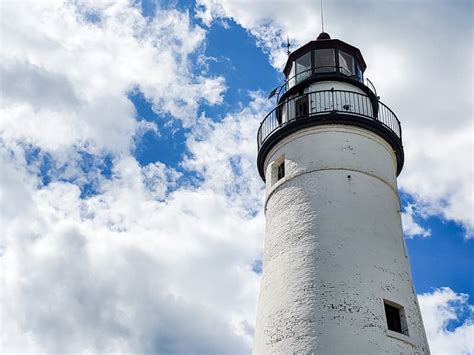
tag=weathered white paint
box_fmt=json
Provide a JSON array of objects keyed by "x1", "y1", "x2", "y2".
[{"x1": 253, "y1": 125, "x2": 430, "y2": 354}]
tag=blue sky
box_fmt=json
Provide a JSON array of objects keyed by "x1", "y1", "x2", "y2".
[
  {"x1": 135, "y1": 1, "x2": 472, "y2": 305},
  {"x1": 123, "y1": 0, "x2": 474, "y2": 346},
  {"x1": 130, "y1": 13, "x2": 278, "y2": 167},
  {"x1": 406, "y1": 205, "x2": 473, "y2": 296},
  {"x1": 0, "y1": 0, "x2": 472, "y2": 353}
]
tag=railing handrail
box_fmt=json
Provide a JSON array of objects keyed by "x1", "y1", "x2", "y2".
[
  {"x1": 277, "y1": 67, "x2": 336, "y2": 99},
  {"x1": 276, "y1": 68, "x2": 313, "y2": 98},
  {"x1": 258, "y1": 89, "x2": 401, "y2": 150},
  {"x1": 365, "y1": 77, "x2": 377, "y2": 97},
  {"x1": 276, "y1": 69, "x2": 377, "y2": 100}
]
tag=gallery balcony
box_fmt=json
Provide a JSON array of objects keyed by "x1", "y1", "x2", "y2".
[{"x1": 256, "y1": 89, "x2": 404, "y2": 180}]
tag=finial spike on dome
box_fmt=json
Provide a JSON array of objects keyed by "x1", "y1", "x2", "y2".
[{"x1": 320, "y1": 0, "x2": 324, "y2": 32}]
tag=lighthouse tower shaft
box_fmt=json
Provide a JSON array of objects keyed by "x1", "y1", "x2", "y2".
[{"x1": 253, "y1": 34, "x2": 430, "y2": 353}]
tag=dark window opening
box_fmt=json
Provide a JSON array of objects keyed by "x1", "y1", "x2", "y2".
[
  {"x1": 277, "y1": 161, "x2": 285, "y2": 181},
  {"x1": 384, "y1": 301, "x2": 408, "y2": 335},
  {"x1": 295, "y1": 96, "x2": 308, "y2": 117}
]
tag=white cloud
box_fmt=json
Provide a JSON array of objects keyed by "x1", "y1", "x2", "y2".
[
  {"x1": 402, "y1": 204, "x2": 431, "y2": 238},
  {"x1": 418, "y1": 288, "x2": 474, "y2": 355},
  {"x1": 0, "y1": 92, "x2": 268, "y2": 352},
  {"x1": 183, "y1": 92, "x2": 272, "y2": 212},
  {"x1": 0, "y1": 1, "x2": 265, "y2": 353},
  {"x1": 195, "y1": 0, "x2": 474, "y2": 237},
  {"x1": 195, "y1": 0, "x2": 299, "y2": 68},
  {"x1": 141, "y1": 161, "x2": 182, "y2": 201},
  {"x1": 0, "y1": 0, "x2": 225, "y2": 156}
]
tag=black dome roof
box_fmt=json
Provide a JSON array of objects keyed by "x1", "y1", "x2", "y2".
[{"x1": 317, "y1": 32, "x2": 331, "y2": 40}]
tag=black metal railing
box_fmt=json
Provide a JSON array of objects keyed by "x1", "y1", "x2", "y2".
[
  {"x1": 365, "y1": 78, "x2": 377, "y2": 97},
  {"x1": 276, "y1": 68, "x2": 377, "y2": 99},
  {"x1": 257, "y1": 89, "x2": 401, "y2": 149}
]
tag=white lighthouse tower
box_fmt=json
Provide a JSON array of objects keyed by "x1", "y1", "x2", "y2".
[{"x1": 253, "y1": 32, "x2": 430, "y2": 354}]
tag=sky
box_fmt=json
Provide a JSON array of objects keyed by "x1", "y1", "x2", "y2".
[{"x1": 0, "y1": 0, "x2": 473, "y2": 353}]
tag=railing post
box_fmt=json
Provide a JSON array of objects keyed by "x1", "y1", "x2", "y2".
[{"x1": 330, "y1": 88, "x2": 335, "y2": 113}]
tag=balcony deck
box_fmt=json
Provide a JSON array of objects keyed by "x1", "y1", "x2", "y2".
[{"x1": 257, "y1": 89, "x2": 404, "y2": 181}]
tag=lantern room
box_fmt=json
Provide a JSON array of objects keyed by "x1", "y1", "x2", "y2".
[
  {"x1": 278, "y1": 32, "x2": 376, "y2": 101},
  {"x1": 258, "y1": 32, "x2": 404, "y2": 182}
]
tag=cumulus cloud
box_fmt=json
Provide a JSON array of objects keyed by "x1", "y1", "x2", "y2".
[
  {"x1": 0, "y1": 94, "x2": 268, "y2": 353},
  {"x1": 183, "y1": 92, "x2": 272, "y2": 213},
  {"x1": 1, "y1": 159, "x2": 262, "y2": 353},
  {"x1": 402, "y1": 204, "x2": 431, "y2": 238},
  {"x1": 418, "y1": 288, "x2": 474, "y2": 355},
  {"x1": 0, "y1": 0, "x2": 225, "y2": 156},
  {"x1": 0, "y1": 1, "x2": 265, "y2": 353},
  {"x1": 195, "y1": 0, "x2": 474, "y2": 237}
]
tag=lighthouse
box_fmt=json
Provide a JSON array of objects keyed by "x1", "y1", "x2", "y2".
[{"x1": 253, "y1": 33, "x2": 430, "y2": 353}]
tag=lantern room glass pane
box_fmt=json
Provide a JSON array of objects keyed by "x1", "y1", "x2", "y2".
[
  {"x1": 314, "y1": 49, "x2": 335, "y2": 73},
  {"x1": 287, "y1": 62, "x2": 296, "y2": 89},
  {"x1": 295, "y1": 52, "x2": 311, "y2": 83},
  {"x1": 339, "y1": 50, "x2": 355, "y2": 76},
  {"x1": 357, "y1": 64, "x2": 363, "y2": 82}
]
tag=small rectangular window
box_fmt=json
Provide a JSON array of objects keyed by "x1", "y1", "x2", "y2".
[
  {"x1": 277, "y1": 161, "x2": 285, "y2": 180},
  {"x1": 384, "y1": 300, "x2": 409, "y2": 336},
  {"x1": 314, "y1": 49, "x2": 335, "y2": 73},
  {"x1": 270, "y1": 155, "x2": 285, "y2": 185}
]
